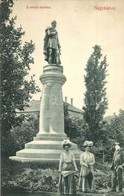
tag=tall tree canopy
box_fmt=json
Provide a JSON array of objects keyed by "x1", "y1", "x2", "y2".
[
  {"x1": 83, "y1": 45, "x2": 108, "y2": 141},
  {"x1": 0, "y1": 0, "x2": 39, "y2": 156},
  {"x1": 109, "y1": 110, "x2": 124, "y2": 147}
]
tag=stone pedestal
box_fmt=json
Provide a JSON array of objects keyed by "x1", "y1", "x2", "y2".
[
  {"x1": 38, "y1": 65, "x2": 66, "y2": 136},
  {"x1": 10, "y1": 65, "x2": 81, "y2": 162}
]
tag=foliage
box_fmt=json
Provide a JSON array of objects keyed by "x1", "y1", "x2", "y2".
[
  {"x1": 2, "y1": 168, "x2": 59, "y2": 192},
  {"x1": 93, "y1": 111, "x2": 123, "y2": 162},
  {"x1": 64, "y1": 102, "x2": 80, "y2": 139},
  {"x1": 1, "y1": 159, "x2": 59, "y2": 192},
  {"x1": 109, "y1": 110, "x2": 124, "y2": 148},
  {"x1": 10, "y1": 113, "x2": 39, "y2": 153},
  {"x1": 8, "y1": 168, "x2": 59, "y2": 192},
  {"x1": 1, "y1": 158, "x2": 114, "y2": 193},
  {"x1": 64, "y1": 102, "x2": 110, "y2": 157},
  {"x1": 96, "y1": 110, "x2": 124, "y2": 162},
  {"x1": 83, "y1": 45, "x2": 108, "y2": 142},
  {"x1": 0, "y1": 0, "x2": 40, "y2": 157},
  {"x1": 91, "y1": 121, "x2": 114, "y2": 162},
  {"x1": 94, "y1": 162, "x2": 111, "y2": 190},
  {"x1": 95, "y1": 173, "x2": 111, "y2": 190},
  {"x1": 64, "y1": 102, "x2": 88, "y2": 147}
]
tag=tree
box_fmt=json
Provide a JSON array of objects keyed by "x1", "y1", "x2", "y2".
[
  {"x1": 109, "y1": 110, "x2": 124, "y2": 148},
  {"x1": 0, "y1": 0, "x2": 39, "y2": 157},
  {"x1": 10, "y1": 113, "x2": 39, "y2": 152},
  {"x1": 64, "y1": 102, "x2": 82, "y2": 139},
  {"x1": 64, "y1": 102, "x2": 88, "y2": 148},
  {"x1": 83, "y1": 45, "x2": 108, "y2": 142}
]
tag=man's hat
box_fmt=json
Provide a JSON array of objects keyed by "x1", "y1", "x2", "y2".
[
  {"x1": 83, "y1": 140, "x2": 93, "y2": 147},
  {"x1": 114, "y1": 142, "x2": 120, "y2": 145}
]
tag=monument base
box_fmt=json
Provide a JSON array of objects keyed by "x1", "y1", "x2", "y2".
[
  {"x1": 10, "y1": 133, "x2": 81, "y2": 162},
  {"x1": 10, "y1": 64, "x2": 81, "y2": 162}
]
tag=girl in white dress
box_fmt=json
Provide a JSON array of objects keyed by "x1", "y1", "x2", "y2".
[
  {"x1": 58, "y1": 140, "x2": 78, "y2": 195},
  {"x1": 78, "y1": 140, "x2": 95, "y2": 193}
]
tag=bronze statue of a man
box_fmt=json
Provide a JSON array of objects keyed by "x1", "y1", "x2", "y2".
[{"x1": 43, "y1": 20, "x2": 61, "y2": 65}]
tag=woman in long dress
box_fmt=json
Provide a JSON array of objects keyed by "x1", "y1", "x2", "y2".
[
  {"x1": 78, "y1": 140, "x2": 95, "y2": 193},
  {"x1": 58, "y1": 139, "x2": 78, "y2": 195}
]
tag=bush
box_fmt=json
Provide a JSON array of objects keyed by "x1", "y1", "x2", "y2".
[
  {"x1": 10, "y1": 114, "x2": 39, "y2": 153},
  {"x1": 7, "y1": 168, "x2": 59, "y2": 192},
  {"x1": 1, "y1": 158, "x2": 61, "y2": 192},
  {"x1": 94, "y1": 162, "x2": 112, "y2": 190},
  {"x1": 2, "y1": 158, "x2": 114, "y2": 192},
  {"x1": 95, "y1": 173, "x2": 111, "y2": 190}
]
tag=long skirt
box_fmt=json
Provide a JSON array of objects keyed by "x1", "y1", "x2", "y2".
[
  {"x1": 58, "y1": 162, "x2": 76, "y2": 195},
  {"x1": 78, "y1": 166, "x2": 94, "y2": 192}
]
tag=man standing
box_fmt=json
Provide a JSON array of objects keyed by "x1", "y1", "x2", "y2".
[
  {"x1": 111, "y1": 142, "x2": 124, "y2": 192},
  {"x1": 43, "y1": 20, "x2": 61, "y2": 65}
]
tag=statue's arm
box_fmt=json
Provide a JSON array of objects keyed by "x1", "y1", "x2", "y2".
[{"x1": 47, "y1": 29, "x2": 57, "y2": 36}]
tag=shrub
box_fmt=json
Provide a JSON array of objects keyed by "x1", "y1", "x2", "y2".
[
  {"x1": 7, "y1": 168, "x2": 59, "y2": 192},
  {"x1": 2, "y1": 157, "x2": 114, "y2": 192},
  {"x1": 10, "y1": 114, "x2": 39, "y2": 154},
  {"x1": 1, "y1": 159, "x2": 60, "y2": 192},
  {"x1": 95, "y1": 173, "x2": 111, "y2": 189}
]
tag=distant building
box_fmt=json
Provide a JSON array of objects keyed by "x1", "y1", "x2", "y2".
[
  {"x1": 16, "y1": 97, "x2": 83, "y2": 118},
  {"x1": 64, "y1": 97, "x2": 83, "y2": 118}
]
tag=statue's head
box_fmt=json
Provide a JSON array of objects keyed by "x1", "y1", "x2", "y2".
[{"x1": 51, "y1": 20, "x2": 57, "y2": 28}]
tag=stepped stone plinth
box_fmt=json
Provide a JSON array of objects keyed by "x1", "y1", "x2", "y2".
[{"x1": 10, "y1": 65, "x2": 81, "y2": 162}]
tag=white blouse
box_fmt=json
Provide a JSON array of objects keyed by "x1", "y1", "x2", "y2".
[
  {"x1": 60, "y1": 151, "x2": 75, "y2": 163},
  {"x1": 80, "y1": 151, "x2": 95, "y2": 166}
]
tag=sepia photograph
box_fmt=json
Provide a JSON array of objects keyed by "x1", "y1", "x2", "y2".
[{"x1": 1, "y1": 0, "x2": 124, "y2": 195}]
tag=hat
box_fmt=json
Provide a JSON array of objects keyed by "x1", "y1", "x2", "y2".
[
  {"x1": 114, "y1": 142, "x2": 120, "y2": 145},
  {"x1": 83, "y1": 140, "x2": 93, "y2": 147},
  {"x1": 62, "y1": 139, "x2": 72, "y2": 148}
]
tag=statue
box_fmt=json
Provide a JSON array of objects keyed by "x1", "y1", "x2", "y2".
[{"x1": 43, "y1": 20, "x2": 61, "y2": 65}]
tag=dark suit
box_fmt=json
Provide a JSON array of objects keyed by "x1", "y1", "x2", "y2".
[{"x1": 111, "y1": 149, "x2": 124, "y2": 192}]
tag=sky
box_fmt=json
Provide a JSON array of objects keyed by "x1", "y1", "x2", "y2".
[{"x1": 12, "y1": 0, "x2": 124, "y2": 116}]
